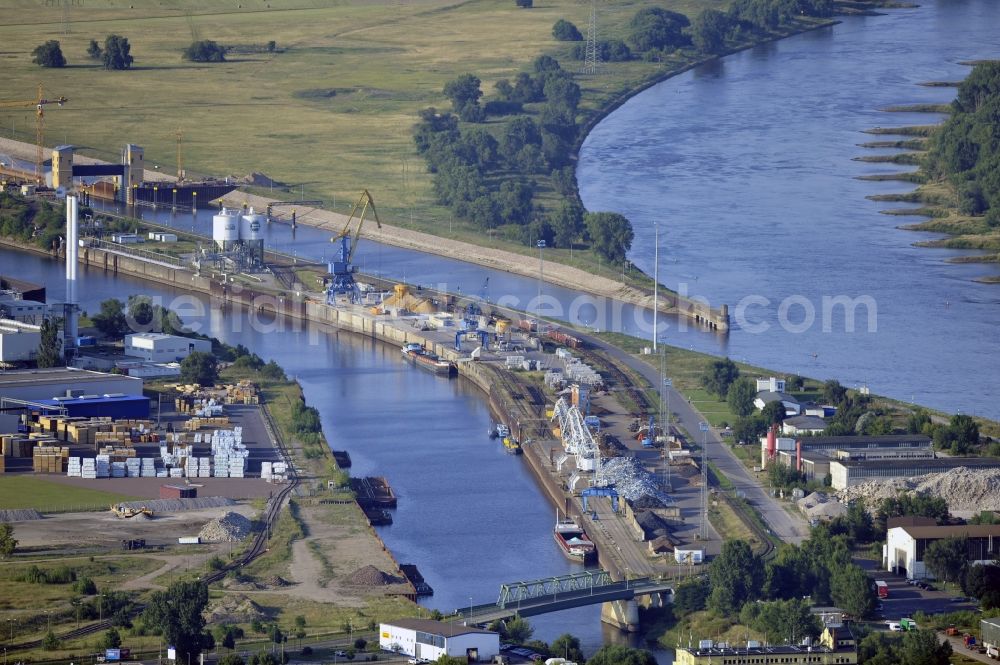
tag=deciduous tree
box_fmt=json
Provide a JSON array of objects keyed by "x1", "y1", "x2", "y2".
[
  {"x1": 103, "y1": 34, "x2": 134, "y2": 70},
  {"x1": 709, "y1": 539, "x2": 763, "y2": 614},
  {"x1": 583, "y1": 212, "x2": 633, "y2": 263},
  {"x1": 727, "y1": 377, "x2": 756, "y2": 417},
  {"x1": 32, "y1": 40, "x2": 66, "y2": 67},
  {"x1": 923, "y1": 537, "x2": 968, "y2": 584}
]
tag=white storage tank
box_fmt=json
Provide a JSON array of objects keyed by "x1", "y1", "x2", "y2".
[
  {"x1": 241, "y1": 208, "x2": 264, "y2": 241},
  {"x1": 212, "y1": 208, "x2": 240, "y2": 249}
]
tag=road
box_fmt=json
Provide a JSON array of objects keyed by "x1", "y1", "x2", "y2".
[{"x1": 581, "y1": 333, "x2": 811, "y2": 545}]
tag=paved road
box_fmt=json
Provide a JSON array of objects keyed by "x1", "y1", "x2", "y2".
[{"x1": 581, "y1": 333, "x2": 811, "y2": 545}]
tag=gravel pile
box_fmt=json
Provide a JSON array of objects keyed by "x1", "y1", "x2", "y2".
[
  {"x1": 205, "y1": 594, "x2": 268, "y2": 624},
  {"x1": 839, "y1": 467, "x2": 1000, "y2": 511},
  {"x1": 0, "y1": 509, "x2": 43, "y2": 522},
  {"x1": 199, "y1": 512, "x2": 252, "y2": 542},
  {"x1": 117, "y1": 497, "x2": 235, "y2": 513},
  {"x1": 345, "y1": 565, "x2": 401, "y2": 586},
  {"x1": 601, "y1": 457, "x2": 674, "y2": 505}
]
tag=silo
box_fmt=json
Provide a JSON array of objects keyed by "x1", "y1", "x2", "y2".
[
  {"x1": 240, "y1": 207, "x2": 264, "y2": 241},
  {"x1": 240, "y1": 207, "x2": 265, "y2": 268},
  {"x1": 212, "y1": 208, "x2": 240, "y2": 250}
]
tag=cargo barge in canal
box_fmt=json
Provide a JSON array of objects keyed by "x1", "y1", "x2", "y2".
[
  {"x1": 401, "y1": 343, "x2": 455, "y2": 377},
  {"x1": 554, "y1": 512, "x2": 596, "y2": 563}
]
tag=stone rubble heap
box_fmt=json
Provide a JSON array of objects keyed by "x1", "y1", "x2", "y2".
[
  {"x1": 838, "y1": 467, "x2": 1000, "y2": 511},
  {"x1": 199, "y1": 511, "x2": 252, "y2": 542}
]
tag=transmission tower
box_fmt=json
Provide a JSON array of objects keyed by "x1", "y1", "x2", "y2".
[{"x1": 583, "y1": 0, "x2": 599, "y2": 75}]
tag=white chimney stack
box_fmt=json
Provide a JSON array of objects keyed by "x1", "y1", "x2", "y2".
[{"x1": 65, "y1": 194, "x2": 79, "y2": 347}]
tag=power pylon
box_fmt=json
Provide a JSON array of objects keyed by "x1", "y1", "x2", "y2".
[{"x1": 583, "y1": 0, "x2": 600, "y2": 75}]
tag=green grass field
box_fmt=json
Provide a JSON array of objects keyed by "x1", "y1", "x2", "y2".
[
  {"x1": 1, "y1": 0, "x2": 750, "y2": 266},
  {"x1": 0, "y1": 475, "x2": 139, "y2": 512}
]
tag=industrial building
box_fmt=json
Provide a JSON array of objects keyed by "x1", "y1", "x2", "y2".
[
  {"x1": 0, "y1": 298, "x2": 47, "y2": 324},
  {"x1": 379, "y1": 619, "x2": 499, "y2": 662},
  {"x1": 0, "y1": 367, "x2": 142, "y2": 403},
  {"x1": 0, "y1": 319, "x2": 60, "y2": 363},
  {"x1": 884, "y1": 524, "x2": 1000, "y2": 579},
  {"x1": 124, "y1": 333, "x2": 211, "y2": 363},
  {"x1": 831, "y1": 456, "x2": 1000, "y2": 490},
  {"x1": 34, "y1": 394, "x2": 150, "y2": 419},
  {"x1": 760, "y1": 432, "x2": 932, "y2": 470},
  {"x1": 0, "y1": 276, "x2": 45, "y2": 303},
  {"x1": 674, "y1": 626, "x2": 857, "y2": 665}
]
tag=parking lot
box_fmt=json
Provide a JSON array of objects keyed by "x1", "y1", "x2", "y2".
[{"x1": 861, "y1": 562, "x2": 979, "y2": 620}]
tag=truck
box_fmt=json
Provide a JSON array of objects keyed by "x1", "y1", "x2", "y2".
[
  {"x1": 900, "y1": 618, "x2": 919, "y2": 632},
  {"x1": 963, "y1": 634, "x2": 977, "y2": 649},
  {"x1": 875, "y1": 580, "x2": 889, "y2": 599}
]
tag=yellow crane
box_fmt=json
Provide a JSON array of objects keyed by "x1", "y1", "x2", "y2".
[
  {"x1": 0, "y1": 84, "x2": 68, "y2": 184},
  {"x1": 327, "y1": 189, "x2": 382, "y2": 303}
]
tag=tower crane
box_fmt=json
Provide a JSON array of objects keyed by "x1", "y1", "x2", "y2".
[
  {"x1": 0, "y1": 84, "x2": 68, "y2": 184},
  {"x1": 327, "y1": 189, "x2": 382, "y2": 304}
]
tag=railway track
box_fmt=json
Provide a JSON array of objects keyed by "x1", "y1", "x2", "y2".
[{"x1": 8, "y1": 405, "x2": 299, "y2": 652}]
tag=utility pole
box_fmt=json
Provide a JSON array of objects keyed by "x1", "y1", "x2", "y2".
[{"x1": 536, "y1": 239, "x2": 545, "y2": 323}]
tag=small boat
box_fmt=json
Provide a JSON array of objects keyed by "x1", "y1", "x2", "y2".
[
  {"x1": 401, "y1": 343, "x2": 455, "y2": 377},
  {"x1": 502, "y1": 436, "x2": 522, "y2": 455},
  {"x1": 553, "y1": 510, "x2": 596, "y2": 563},
  {"x1": 496, "y1": 423, "x2": 510, "y2": 439}
]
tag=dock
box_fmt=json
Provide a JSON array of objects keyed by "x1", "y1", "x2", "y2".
[
  {"x1": 400, "y1": 563, "x2": 433, "y2": 596},
  {"x1": 351, "y1": 476, "x2": 397, "y2": 509}
]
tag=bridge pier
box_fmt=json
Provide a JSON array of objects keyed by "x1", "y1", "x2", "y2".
[{"x1": 600, "y1": 599, "x2": 640, "y2": 633}]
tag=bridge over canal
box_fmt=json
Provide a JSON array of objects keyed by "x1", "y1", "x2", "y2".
[{"x1": 453, "y1": 570, "x2": 673, "y2": 632}]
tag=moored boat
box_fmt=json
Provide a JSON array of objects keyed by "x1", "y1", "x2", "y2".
[
  {"x1": 553, "y1": 510, "x2": 596, "y2": 563},
  {"x1": 502, "y1": 436, "x2": 522, "y2": 455},
  {"x1": 401, "y1": 343, "x2": 455, "y2": 377}
]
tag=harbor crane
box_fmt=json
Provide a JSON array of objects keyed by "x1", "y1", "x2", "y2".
[
  {"x1": 0, "y1": 84, "x2": 68, "y2": 184},
  {"x1": 327, "y1": 189, "x2": 382, "y2": 304}
]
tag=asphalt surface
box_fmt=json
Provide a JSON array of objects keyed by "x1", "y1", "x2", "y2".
[{"x1": 581, "y1": 333, "x2": 811, "y2": 544}]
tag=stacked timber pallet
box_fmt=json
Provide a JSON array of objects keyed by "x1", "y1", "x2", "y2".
[{"x1": 33, "y1": 446, "x2": 69, "y2": 473}]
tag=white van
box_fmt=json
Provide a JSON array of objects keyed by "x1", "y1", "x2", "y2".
[{"x1": 887, "y1": 622, "x2": 902, "y2": 632}]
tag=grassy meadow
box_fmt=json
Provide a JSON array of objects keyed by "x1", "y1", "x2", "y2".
[
  {"x1": 0, "y1": 475, "x2": 139, "y2": 512},
  {"x1": 0, "y1": 0, "x2": 747, "y2": 263}
]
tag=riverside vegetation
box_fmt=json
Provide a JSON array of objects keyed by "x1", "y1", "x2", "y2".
[
  {"x1": 1, "y1": 0, "x2": 838, "y2": 284},
  {"x1": 867, "y1": 61, "x2": 1000, "y2": 281}
]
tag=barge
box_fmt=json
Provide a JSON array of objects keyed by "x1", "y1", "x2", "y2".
[
  {"x1": 553, "y1": 511, "x2": 596, "y2": 563},
  {"x1": 401, "y1": 343, "x2": 455, "y2": 377}
]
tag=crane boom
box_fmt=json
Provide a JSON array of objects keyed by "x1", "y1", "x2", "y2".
[
  {"x1": 332, "y1": 189, "x2": 382, "y2": 264},
  {"x1": 326, "y1": 189, "x2": 382, "y2": 304},
  {"x1": 0, "y1": 84, "x2": 68, "y2": 184}
]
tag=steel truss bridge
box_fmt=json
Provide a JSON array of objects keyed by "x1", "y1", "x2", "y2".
[{"x1": 453, "y1": 570, "x2": 673, "y2": 625}]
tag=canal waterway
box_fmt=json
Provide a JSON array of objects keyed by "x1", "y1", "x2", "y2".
[
  {"x1": 0, "y1": 247, "x2": 659, "y2": 658},
  {"x1": 578, "y1": 0, "x2": 1000, "y2": 419}
]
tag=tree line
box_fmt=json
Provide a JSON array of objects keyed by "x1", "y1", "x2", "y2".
[
  {"x1": 551, "y1": 0, "x2": 833, "y2": 67},
  {"x1": 928, "y1": 61, "x2": 1000, "y2": 225},
  {"x1": 32, "y1": 35, "x2": 133, "y2": 69},
  {"x1": 415, "y1": 55, "x2": 634, "y2": 263}
]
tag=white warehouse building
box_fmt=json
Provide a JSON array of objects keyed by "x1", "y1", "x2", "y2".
[
  {"x1": 884, "y1": 524, "x2": 1000, "y2": 580},
  {"x1": 0, "y1": 319, "x2": 61, "y2": 363},
  {"x1": 124, "y1": 333, "x2": 211, "y2": 363},
  {"x1": 380, "y1": 619, "x2": 499, "y2": 662}
]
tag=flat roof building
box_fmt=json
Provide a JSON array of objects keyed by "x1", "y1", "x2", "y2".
[
  {"x1": 885, "y1": 524, "x2": 1000, "y2": 580},
  {"x1": 0, "y1": 319, "x2": 60, "y2": 364},
  {"x1": 379, "y1": 619, "x2": 499, "y2": 662},
  {"x1": 0, "y1": 367, "x2": 142, "y2": 403},
  {"x1": 675, "y1": 627, "x2": 857, "y2": 665},
  {"x1": 982, "y1": 618, "x2": 1000, "y2": 659},
  {"x1": 124, "y1": 333, "x2": 211, "y2": 363},
  {"x1": 831, "y1": 456, "x2": 1000, "y2": 490}
]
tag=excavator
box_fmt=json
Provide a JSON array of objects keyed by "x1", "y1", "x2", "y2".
[
  {"x1": 111, "y1": 503, "x2": 154, "y2": 519},
  {"x1": 327, "y1": 189, "x2": 382, "y2": 304}
]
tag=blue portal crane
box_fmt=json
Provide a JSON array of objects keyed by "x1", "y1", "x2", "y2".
[{"x1": 327, "y1": 190, "x2": 381, "y2": 304}]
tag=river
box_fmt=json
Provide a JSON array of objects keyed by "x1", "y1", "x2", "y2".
[
  {"x1": 578, "y1": 0, "x2": 1000, "y2": 420},
  {"x1": 0, "y1": 247, "x2": 657, "y2": 658}
]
